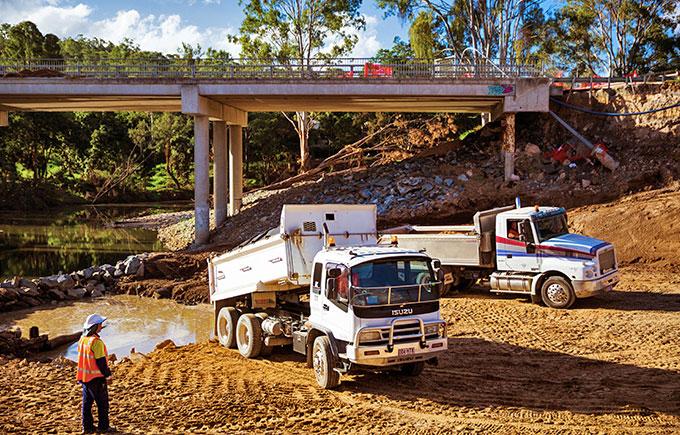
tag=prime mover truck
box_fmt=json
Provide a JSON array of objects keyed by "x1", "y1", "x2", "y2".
[
  {"x1": 208, "y1": 204, "x2": 448, "y2": 389},
  {"x1": 380, "y1": 203, "x2": 619, "y2": 309}
]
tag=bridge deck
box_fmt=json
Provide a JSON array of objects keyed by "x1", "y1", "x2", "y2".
[{"x1": 0, "y1": 78, "x2": 550, "y2": 114}]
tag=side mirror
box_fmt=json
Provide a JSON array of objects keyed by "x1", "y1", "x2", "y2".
[
  {"x1": 431, "y1": 259, "x2": 441, "y2": 270},
  {"x1": 325, "y1": 278, "x2": 337, "y2": 299},
  {"x1": 327, "y1": 268, "x2": 342, "y2": 278}
]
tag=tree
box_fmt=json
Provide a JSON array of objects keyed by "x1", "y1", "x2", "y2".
[
  {"x1": 548, "y1": 0, "x2": 679, "y2": 75},
  {"x1": 231, "y1": 0, "x2": 365, "y2": 172},
  {"x1": 409, "y1": 12, "x2": 438, "y2": 59},
  {"x1": 378, "y1": 0, "x2": 546, "y2": 63},
  {"x1": 2, "y1": 21, "x2": 48, "y2": 60},
  {"x1": 373, "y1": 37, "x2": 416, "y2": 63}
]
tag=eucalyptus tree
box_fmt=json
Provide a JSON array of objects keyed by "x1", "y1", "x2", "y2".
[
  {"x1": 230, "y1": 0, "x2": 365, "y2": 171},
  {"x1": 548, "y1": 0, "x2": 678, "y2": 75},
  {"x1": 378, "y1": 0, "x2": 546, "y2": 63}
]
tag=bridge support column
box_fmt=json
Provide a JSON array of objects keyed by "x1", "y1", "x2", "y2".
[
  {"x1": 0, "y1": 112, "x2": 7, "y2": 127},
  {"x1": 213, "y1": 121, "x2": 228, "y2": 227},
  {"x1": 502, "y1": 113, "x2": 516, "y2": 182},
  {"x1": 228, "y1": 125, "x2": 243, "y2": 216},
  {"x1": 194, "y1": 115, "x2": 210, "y2": 245}
]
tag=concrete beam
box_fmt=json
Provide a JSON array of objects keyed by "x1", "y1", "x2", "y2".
[
  {"x1": 194, "y1": 115, "x2": 210, "y2": 245},
  {"x1": 181, "y1": 85, "x2": 247, "y2": 125},
  {"x1": 0, "y1": 112, "x2": 8, "y2": 127},
  {"x1": 213, "y1": 121, "x2": 228, "y2": 227},
  {"x1": 228, "y1": 125, "x2": 243, "y2": 216},
  {"x1": 504, "y1": 78, "x2": 550, "y2": 112}
]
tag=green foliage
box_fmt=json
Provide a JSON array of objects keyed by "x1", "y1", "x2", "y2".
[
  {"x1": 373, "y1": 38, "x2": 415, "y2": 63},
  {"x1": 409, "y1": 12, "x2": 437, "y2": 59},
  {"x1": 546, "y1": 0, "x2": 678, "y2": 75},
  {"x1": 232, "y1": 0, "x2": 365, "y2": 63}
]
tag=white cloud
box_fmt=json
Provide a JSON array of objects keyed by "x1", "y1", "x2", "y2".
[
  {"x1": 0, "y1": 0, "x2": 239, "y2": 56},
  {"x1": 349, "y1": 15, "x2": 382, "y2": 58},
  {"x1": 1, "y1": 0, "x2": 93, "y2": 36}
]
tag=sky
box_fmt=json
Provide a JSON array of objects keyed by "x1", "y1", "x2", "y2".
[{"x1": 1, "y1": 0, "x2": 411, "y2": 58}]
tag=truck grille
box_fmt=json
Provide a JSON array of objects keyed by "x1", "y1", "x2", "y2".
[
  {"x1": 359, "y1": 321, "x2": 438, "y2": 345},
  {"x1": 598, "y1": 248, "x2": 616, "y2": 274}
]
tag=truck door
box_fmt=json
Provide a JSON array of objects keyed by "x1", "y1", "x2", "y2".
[
  {"x1": 497, "y1": 219, "x2": 541, "y2": 272},
  {"x1": 310, "y1": 262, "x2": 353, "y2": 342}
]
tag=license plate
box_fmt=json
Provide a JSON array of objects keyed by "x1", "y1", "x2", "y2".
[{"x1": 398, "y1": 347, "x2": 414, "y2": 356}]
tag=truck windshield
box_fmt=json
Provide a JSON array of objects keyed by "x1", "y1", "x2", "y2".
[
  {"x1": 349, "y1": 258, "x2": 439, "y2": 307},
  {"x1": 535, "y1": 214, "x2": 569, "y2": 242}
]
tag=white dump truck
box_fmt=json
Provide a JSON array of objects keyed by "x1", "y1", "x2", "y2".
[
  {"x1": 208, "y1": 204, "x2": 448, "y2": 389},
  {"x1": 380, "y1": 203, "x2": 619, "y2": 309}
]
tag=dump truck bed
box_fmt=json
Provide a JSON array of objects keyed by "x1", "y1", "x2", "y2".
[
  {"x1": 380, "y1": 206, "x2": 514, "y2": 268},
  {"x1": 209, "y1": 204, "x2": 378, "y2": 302}
]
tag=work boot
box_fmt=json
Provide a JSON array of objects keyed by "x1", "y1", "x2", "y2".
[
  {"x1": 98, "y1": 427, "x2": 118, "y2": 433},
  {"x1": 82, "y1": 429, "x2": 95, "y2": 434}
]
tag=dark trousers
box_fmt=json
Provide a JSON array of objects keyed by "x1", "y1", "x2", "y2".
[{"x1": 81, "y1": 377, "x2": 109, "y2": 431}]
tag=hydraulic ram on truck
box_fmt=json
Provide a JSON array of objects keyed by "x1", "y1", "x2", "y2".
[{"x1": 208, "y1": 204, "x2": 447, "y2": 388}]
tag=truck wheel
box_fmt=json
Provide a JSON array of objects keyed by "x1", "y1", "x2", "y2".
[
  {"x1": 399, "y1": 361, "x2": 425, "y2": 376},
  {"x1": 216, "y1": 307, "x2": 239, "y2": 349},
  {"x1": 541, "y1": 276, "x2": 576, "y2": 309},
  {"x1": 236, "y1": 314, "x2": 263, "y2": 358},
  {"x1": 312, "y1": 336, "x2": 340, "y2": 389}
]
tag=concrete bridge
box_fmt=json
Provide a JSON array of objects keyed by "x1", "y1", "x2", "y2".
[{"x1": 0, "y1": 59, "x2": 551, "y2": 244}]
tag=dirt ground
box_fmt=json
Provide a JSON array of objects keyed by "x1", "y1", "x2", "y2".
[{"x1": 1, "y1": 263, "x2": 678, "y2": 434}]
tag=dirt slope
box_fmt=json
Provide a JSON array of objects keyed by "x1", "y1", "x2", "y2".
[{"x1": 570, "y1": 183, "x2": 680, "y2": 267}]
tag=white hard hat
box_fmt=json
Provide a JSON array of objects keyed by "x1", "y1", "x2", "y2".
[{"x1": 83, "y1": 314, "x2": 107, "y2": 330}]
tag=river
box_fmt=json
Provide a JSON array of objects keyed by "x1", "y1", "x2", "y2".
[
  {"x1": 0, "y1": 203, "x2": 187, "y2": 280},
  {"x1": 0, "y1": 295, "x2": 213, "y2": 360}
]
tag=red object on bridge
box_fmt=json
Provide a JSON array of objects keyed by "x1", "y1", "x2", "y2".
[{"x1": 363, "y1": 63, "x2": 393, "y2": 78}]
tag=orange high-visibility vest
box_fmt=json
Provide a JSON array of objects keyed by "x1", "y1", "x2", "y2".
[{"x1": 76, "y1": 336, "x2": 108, "y2": 382}]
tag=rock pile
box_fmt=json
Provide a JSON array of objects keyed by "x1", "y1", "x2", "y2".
[{"x1": 0, "y1": 254, "x2": 148, "y2": 313}]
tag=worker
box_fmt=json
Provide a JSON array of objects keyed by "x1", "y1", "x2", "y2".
[
  {"x1": 508, "y1": 221, "x2": 520, "y2": 239},
  {"x1": 77, "y1": 314, "x2": 115, "y2": 434}
]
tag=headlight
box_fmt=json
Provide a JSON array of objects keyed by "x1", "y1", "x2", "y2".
[
  {"x1": 359, "y1": 330, "x2": 382, "y2": 343},
  {"x1": 424, "y1": 325, "x2": 438, "y2": 336},
  {"x1": 584, "y1": 268, "x2": 594, "y2": 279}
]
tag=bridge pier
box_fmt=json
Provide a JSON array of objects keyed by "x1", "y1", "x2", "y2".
[
  {"x1": 213, "y1": 121, "x2": 228, "y2": 227},
  {"x1": 229, "y1": 125, "x2": 243, "y2": 216},
  {"x1": 502, "y1": 113, "x2": 516, "y2": 182},
  {"x1": 193, "y1": 115, "x2": 210, "y2": 245}
]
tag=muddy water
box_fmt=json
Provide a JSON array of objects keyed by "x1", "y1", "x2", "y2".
[
  {"x1": 0, "y1": 203, "x2": 189, "y2": 280},
  {"x1": 0, "y1": 295, "x2": 213, "y2": 360}
]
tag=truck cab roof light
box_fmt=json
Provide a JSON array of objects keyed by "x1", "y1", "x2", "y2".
[
  {"x1": 390, "y1": 235, "x2": 398, "y2": 246},
  {"x1": 327, "y1": 236, "x2": 336, "y2": 247}
]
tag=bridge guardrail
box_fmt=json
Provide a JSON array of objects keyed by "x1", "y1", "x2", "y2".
[{"x1": 0, "y1": 58, "x2": 543, "y2": 80}]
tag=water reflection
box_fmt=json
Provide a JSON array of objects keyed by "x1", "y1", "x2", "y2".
[
  {"x1": 0, "y1": 203, "x2": 187, "y2": 279},
  {"x1": 0, "y1": 295, "x2": 213, "y2": 360}
]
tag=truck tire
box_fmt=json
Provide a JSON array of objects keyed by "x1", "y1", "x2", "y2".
[
  {"x1": 399, "y1": 361, "x2": 425, "y2": 376},
  {"x1": 541, "y1": 276, "x2": 576, "y2": 309},
  {"x1": 216, "y1": 307, "x2": 239, "y2": 349},
  {"x1": 312, "y1": 336, "x2": 340, "y2": 389},
  {"x1": 236, "y1": 314, "x2": 263, "y2": 358}
]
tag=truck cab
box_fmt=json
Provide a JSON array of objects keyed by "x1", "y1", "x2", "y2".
[
  {"x1": 306, "y1": 247, "x2": 447, "y2": 382},
  {"x1": 492, "y1": 206, "x2": 619, "y2": 308}
]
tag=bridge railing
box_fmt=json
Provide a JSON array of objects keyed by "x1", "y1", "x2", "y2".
[{"x1": 0, "y1": 58, "x2": 543, "y2": 80}]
